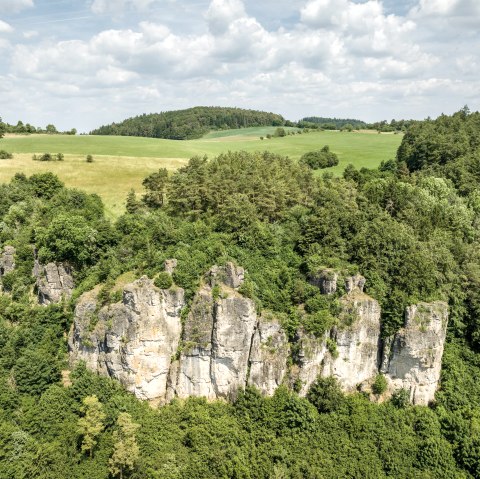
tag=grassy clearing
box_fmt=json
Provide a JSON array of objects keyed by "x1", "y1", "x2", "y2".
[{"x1": 0, "y1": 130, "x2": 402, "y2": 217}]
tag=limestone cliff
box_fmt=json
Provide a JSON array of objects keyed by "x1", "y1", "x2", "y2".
[
  {"x1": 34, "y1": 261, "x2": 74, "y2": 305},
  {"x1": 69, "y1": 266, "x2": 448, "y2": 405},
  {"x1": 383, "y1": 301, "x2": 448, "y2": 405},
  {"x1": 69, "y1": 276, "x2": 184, "y2": 402}
]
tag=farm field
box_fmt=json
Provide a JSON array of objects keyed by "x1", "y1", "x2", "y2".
[{"x1": 0, "y1": 128, "x2": 402, "y2": 218}]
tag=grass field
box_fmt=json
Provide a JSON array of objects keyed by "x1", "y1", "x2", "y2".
[{"x1": 0, "y1": 127, "x2": 402, "y2": 218}]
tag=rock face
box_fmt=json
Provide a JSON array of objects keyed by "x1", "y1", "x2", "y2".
[
  {"x1": 295, "y1": 290, "x2": 381, "y2": 395},
  {"x1": 35, "y1": 262, "x2": 74, "y2": 305},
  {"x1": 69, "y1": 266, "x2": 448, "y2": 405},
  {"x1": 248, "y1": 315, "x2": 290, "y2": 395},
  {"x1": 0, "y1": 246, "x2": 15, "y2": 277},
  {"x1": 69, "y1": 276, "x2": 184, "y2": 402},
  {"x1": 383, "y1": 301, "x2": 448, "y2": 405},
  {"x1": 309, "y1": 269, "x2": 338, "y2": 295}
]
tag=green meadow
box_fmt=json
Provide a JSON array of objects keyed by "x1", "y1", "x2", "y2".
[{"x1": 0, "y1": 127, "x2": 402, "y2": 218}]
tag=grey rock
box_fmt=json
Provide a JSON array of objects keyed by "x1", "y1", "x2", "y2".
[
  {"x1": 309, "y1": 269, "x2": 338, "y2": 295},
  {"x1": 207, "y1": 262, "x2": 245, "y2": 289},
  {"x1": 321, "y1": 292, "x2": 381, "y2": 391},
  {"x1": 385, "y1": 301, "x2": 448, "y2": 405},
  {"x1": 69, "y1": 276, "x2": 184, "y2": 402},
  {"x1": 248, "y1": 315, "x2": 290, "y2": 395},
  {"x1": 174, "y1": 284, "x2": 256, "y2": 400},
  {"x1": 164, "y1": 259, "x2": 177, "y2": 274},
  {"x1": 345, "y1": 274, "x2": 366, "y2": 293},
  {"x1": 36, "y1": 262, "x2": 74, "y2": 305},
  {"x1": 0, "y1": 245, "x2": 15, "y2": 277}
]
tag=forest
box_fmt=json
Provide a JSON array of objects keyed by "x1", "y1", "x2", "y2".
[
  {"x1": 89, "y1": 107, "x2": 285, "y2": 140},
  {"x1": 1, "y1": 108, "x2": 480, "y2": 477}
]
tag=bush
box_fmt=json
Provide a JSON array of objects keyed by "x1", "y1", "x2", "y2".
[
  {"x1": 391, "y1": 388, "x2": 410, "y2": 408},
  {"x1": 56, "y1": 153, "x2": 64, "y2": 161},
  {"x1": 372, "y1": 374, "x2": 388, "y2": 395},
  {"x1": 86, "y1": 154, "x2": 94, "y2": 163},
  {"x1": 274, "y1": 127, "x2": 286, "y2": 137},
  {"x1": 299, "y1": 145, "x2": 339, "y2": 169},
  {"x1": 307, "y1": 376, "x2": 345, "y2": 413},
  {"x1": 0, "y1": 150, "x2": 13, "y2": 159},
  {"x1": 154, "y1": 271, "x2": 173, "y2": 289},
  {"x1": 13, "y1": 350, "x2": 60, "y2": 395}
]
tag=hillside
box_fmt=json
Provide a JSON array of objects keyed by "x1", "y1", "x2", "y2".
[
  {"x1": 0, "y1": 129, "x2": 402, "y2": 217},
  {"x1": 90, "y1": 106, "x2": 285, "y2": 140}
]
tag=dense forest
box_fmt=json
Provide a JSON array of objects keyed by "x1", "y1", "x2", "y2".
[
  {"x1": 0, "y1": 116, "x2": 74, "y2": 135},
  {"x1": 90, "y1": 107, "x2": 285, "y2": 140},
  {"x1": 1, "y1": 108, "x2": 480, "y2": 477},
  {"x1": 299, "y1": 116, "x2": 367, "y2": 130}
]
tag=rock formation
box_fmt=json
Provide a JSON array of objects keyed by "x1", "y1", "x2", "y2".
[
  {"x1": 0, "y1": 246, "x2": 15, "y2": 277},
  {"x1": 382, "y1": 301, "x2": 448, "y2": 405},
  {"x1": 309, "y1": 268, "x2": 338, "y2": 295},
  {"x1": 69, "y1": 276, "x2": 184, "y2": 402},
  {"x1": 35, "y1": 261, "x2": 74, "y2": 305},
  {"x1": 69, "y1": 266, "x2": 448, "y2": 406}
]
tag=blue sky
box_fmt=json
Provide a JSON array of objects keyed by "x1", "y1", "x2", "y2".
[{"x1": 0, "y1": 0, "x2": 479, "y2": 132}]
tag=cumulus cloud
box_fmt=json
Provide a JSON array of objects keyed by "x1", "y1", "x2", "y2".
[
  {"x1": 0, "y1": 20, "x2": 13, "y2": 33},
  {"x1": 0, "y1": 0, "x2": 34, "y2": 14},
  {"x1": 205, "y1": 0, "x2": 246, "y2": 35},
  {"x1": 2, "y1": 0, "x2": 480, "y2": 131}
]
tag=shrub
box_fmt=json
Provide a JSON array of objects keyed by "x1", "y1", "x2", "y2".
[
  {"x1": 307, "y1": 376, "x2": 345, "y2": 413},
  {"x1": 299, "y1": 145, "x2": 339, "y2": 169},
  {"x1": 372, "y1": 374, "x2": 388, "y2": 395},
  {"x1": 86, "y1": 154, "x2": 94, "y2": 163},
  {"x1": 154, "y1": 271, "x2": 173, "y2": 289},
  {"x1": 391, "y1": 388, "x2": 410, "y2": 408},
  {"x1": 56, "y1": 153, "x2": 64, "y2": 161},
  {"x1": 274, "y1": 127, "x2": 286, "y2": 137},
  {"x1": 0, "y1": 150, "x2": 13, "y2": 159}
]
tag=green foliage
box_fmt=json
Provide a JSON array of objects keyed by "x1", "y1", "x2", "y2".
[
  {"x1": 306, "y1": 376, "x2": 345, "y2": 413},
  {"x1": 299, "y1": 145, "x2": 339, "y2": 169},
  {"x1": 78, "y1": 395, "x2": 106, "y2": 457},
  {"x1": 13, "y1": 349, "x2": 60, "y2": 396},
  {"x1": 372, "y1": 374, "x2": 388, "y2": 395},
  {"x1": 86, "y1": 154, "x2": 93, "y2": 162},
  {"x1": 109, "y1": 412, "x2": 140, "y2": 478},
  {"x1": 0, "y1": 150, "x2": 13, "y2": 159},
  {"x1": 91, "y1": 106, "x2": 285, "y2": 140},
  {"x1": 154, "y1": 272, "x2": 173, "y2": 290}
]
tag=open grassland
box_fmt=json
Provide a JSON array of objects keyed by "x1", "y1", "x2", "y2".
[{"x1": 0, "y1": 128, "x2": 402, "y2": 217}]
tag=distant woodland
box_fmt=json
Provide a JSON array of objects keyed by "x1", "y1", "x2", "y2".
[{"x1": 90, "y1": 106, "x2": 285, "y2": 140}]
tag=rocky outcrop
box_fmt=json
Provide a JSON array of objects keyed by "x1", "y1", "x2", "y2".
[
  {"x1": 69, "y1": 276, "x2": 184, "y2": 402},
  {"x1": 69, "y1": 266, "x2": 448, "y2": 406},
  {"x1": 383, "y1": 301, "x2": 448, "y2": 405},
  {"x1": 0, "y1": 246, "x2": 15, "y2": 277},
  {"x1": 164, "y1": 259, "x2": 177, "y2": 274},
  {"x1": 172, "y1": 284, "x2": 257, "y2": 400},
  {"x1": 35, "y1": 262, "x2": 74, "y2": 305},
  {"x1": 295, "y1": 289, "x2": 381, "y2": 395},
  {"x1": 248, "y1": 315, "x2": 290, "y2": 395},
  {"x1": 309, "y1": 269, "x2": 338, "y2": 295}
]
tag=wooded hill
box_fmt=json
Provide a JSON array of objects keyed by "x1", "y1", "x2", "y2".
[{"x1": 90, "y1": 106, "x2": 285, "y2": 140}]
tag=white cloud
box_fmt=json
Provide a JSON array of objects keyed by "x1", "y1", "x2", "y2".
[
  {"x1": 0, "y1": 0, "x2": 33, "y2": 14},
  {"x1": 205, "y1": 0, "x2": 246, "y2": 35},
  {"x1": 0, "y1": 20, "x2": 13, "y2": 33}
]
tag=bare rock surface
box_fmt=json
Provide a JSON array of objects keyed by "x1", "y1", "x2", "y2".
[
  {"x1": 309, "y1": 269, "x2": 338, "y2": 295},
  {"x1": 385, "y1": 301, "x2": 448, "y2": 405},
  {"x1": 35, "y1": 261, "x2": 74, "y2": 305},
  {"x1": 69, "y1": 276, "x2": 184, "y2": 402},
  {"x1": 0, "y1": 245, "x2": 15, "y2": 277}
]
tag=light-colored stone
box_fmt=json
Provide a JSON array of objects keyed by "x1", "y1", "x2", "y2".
[
  {"x1": 207, "y1": 262, "x2": 245, "y2": 289},
  {"x1": 248, "y1": 315, "x2": 290, "y2": 395},
  {"x1": 69, "y1": 276, "x2": 184, "y2": 402},
  {"x1": 345, "y1": 274, "x2": 366, "y2": 293},
  {"x1": 0, "y1": 245, "x2": 15, "y2": 277},
  {"x1": 385, "y1": 301, "x2": 448, "y2": 405},
  {"x1": 164, "y1": 259, "x2": 177, "y2": 274},
  {"x1": 309, "y1": 269, "x2": 338, "y2": 295},
  {"x1": 321, "y1": 292, "x2": 381, "y2": 391},
  {"x1": 36, "y1": 262, "x2": 74, "y2": 305}
]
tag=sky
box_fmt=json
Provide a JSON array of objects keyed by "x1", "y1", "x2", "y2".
[{"x1": 0, "y1": 0, "x2": 479, "y2": 132}]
